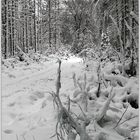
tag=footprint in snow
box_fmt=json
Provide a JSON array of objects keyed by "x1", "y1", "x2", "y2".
[
  {"x1": 8, "y1": 74, "x2": 16, "y2": 78},
  {"x1": 3, "y1": 129, "x2": 14, "y2": 134}
]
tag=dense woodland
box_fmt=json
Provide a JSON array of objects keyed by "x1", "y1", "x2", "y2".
[
  {"x1": 1, "y1": 0, "x2": 139, "y2": 140},
  {"x1": 1, "y1": 0, "x2": 139, "y2": 59}
]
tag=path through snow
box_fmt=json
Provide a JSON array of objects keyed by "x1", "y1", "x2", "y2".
[
  {"x1": 2, "y1": 56, "x2": 85, "y2": 140},
  {"x1": 2, "y1": 56, "x2": 138, "y2": 140}
]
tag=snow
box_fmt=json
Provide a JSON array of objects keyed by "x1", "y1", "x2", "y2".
[
  {"x1": 2, "y1": 56, "x2": 84, "y2": 140},
  {"x1": 2, "y1": 55, "x2": 139, "y2": 140}
]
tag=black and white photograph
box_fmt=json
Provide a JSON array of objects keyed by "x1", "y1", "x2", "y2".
[{"x1": 1, "y1": 0, "x2": 139, "y2": 140}]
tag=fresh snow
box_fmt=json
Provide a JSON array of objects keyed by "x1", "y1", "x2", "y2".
[{"x1": 2, "y1": 55, "x2": 139, "y2": 140}]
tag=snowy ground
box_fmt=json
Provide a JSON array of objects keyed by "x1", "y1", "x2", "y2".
[
  {"x1": 2, "y1": 56, "x2": 85, "y2": 140},
  {"x1": 2, "y1": 55, "x2": 139, "y2": 140}
]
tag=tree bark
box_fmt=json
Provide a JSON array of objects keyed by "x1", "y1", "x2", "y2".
[
  {"x1": 9, "y1": 0, "x2": 13, "y2": 56},
  {"x1": 54, "y1": 0, "x2": 57, "y2": 50},
  {"x1": 11, "y1": 0, "x2": 15, "y2": 56},
  {"x1": 4, "y1": 0, "x2": 8, "y2": 59},
  {"x1": 40, "y1": 0, "x2": 43, "y2": 53},
  {"x1": 48, "y1": 0, "x2": 51, "y2": 48},
  {"x1": 25, "y1": 0, "x2": 28, "y2": 53},
  {"x1": 34, "y1": 0, "x2": 37, "y2": 52}
]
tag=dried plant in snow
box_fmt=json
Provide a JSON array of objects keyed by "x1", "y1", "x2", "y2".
[
  {"x1": 96, "y1": 87, "x2": 115, "y2": 124},
  {"x1": 72, "y1": 73, "x2": 93, "y2": 112},
  {"x1": 50, "y1": 59, "x2": 92, "y2": 140}
]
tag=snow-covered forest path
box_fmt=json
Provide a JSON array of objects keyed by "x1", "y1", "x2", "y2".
[
  {"x1": 2, "y1": 55, "x2": 139, "y2": 140},
  {"x1": 2, "y1": 56, "x2": 86, "y2": 140}
]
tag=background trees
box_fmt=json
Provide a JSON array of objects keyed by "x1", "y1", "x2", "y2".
[{"x1": 1, "y1": 0, "x2": 139, "y2": 61}]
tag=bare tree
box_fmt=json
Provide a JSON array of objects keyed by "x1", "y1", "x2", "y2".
[
  {"x1": 34, "y1": 0, "x2": 37, "y2": 52},
  {"x1": 48, "y1": 0, "x2": 51, "y2": 48}
]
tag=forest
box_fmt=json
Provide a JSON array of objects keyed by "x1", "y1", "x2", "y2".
[{"x1": 1, "y1": 0, "x2": 139, "y2": 140}]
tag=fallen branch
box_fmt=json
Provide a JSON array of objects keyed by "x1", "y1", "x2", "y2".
[{"x1": 16, "y1": 45, "x2": 32, "y2": 63}]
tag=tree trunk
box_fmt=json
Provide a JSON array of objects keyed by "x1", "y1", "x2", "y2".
[
  {"x1": 14, "y1": 0, "x2": 18, "y2": 53},
  {"x1": 12, "y1": 0, "x2": 15, "y2": 56},
  {"x1": 121, "y1": 0, "x2": 125, "y2": 52},
  {"x1": 34, "y1": 0, "x2": 37, "y2": 52},
  {"x1": 6, "y1": 0, "x2": 9, "y2": 58},
  {"x1": 54, "y1": 0, "x2": 57, "y2": 50},
  {"x1": 120, "y1": 0, "x2": 126, "y2": 76},
  {"x1": 116, "y1": 0, "x2": 119, "y2": 28},
  {"x1": 25, "y1": 0, "x2": 28, "y2": 53},
  {"x1": 4, "y1": 0, "x2": 8, "y2": 59},
  {"x1": 9, "y1": 0, "x2": 13, "y2": 56},
  {"x1": 23, "y1": 1, "x2": 25, "y2": 53},
  {"x1": 57, "y1": 0, "x2": 61, "y2": 47},
  {"x1": 40, "y1": 0, "x2": 43, "y2": 53},
  {"x1": 48, "y1": 0, "x2": 51, "y2": 48}
]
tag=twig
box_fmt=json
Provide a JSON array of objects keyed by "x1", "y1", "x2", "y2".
[
  {"x1": 56, "y1": 59, "x2": 61, "y2": 97},
  {"x1": 96, "y1": 62, "x2": 101, "y2": 97},
  {"x1": 68, "y1": 96, "x2": 71, "y2": 112},
  {"x1": 83, "y1": 73, "x2": 87, "y2": 90},
  {"x1": 70, "y1": 100, "x2": 86, "y2": 119},
  {"x1": 72, "y1": 73, "x2": 77, "y2": 88},
  {"x1": 114, "y1": 104, "x2": 129, "y2": 129},
  {"x1": 118, "y1": 115, "x2": 138, "y2": 126},
  {"x1": 97, "y1": 87, "x2": 114, "y2": 122},
  {"x1": 77, "y1": 80, "x2": 83, "y2": 91},
  {"x1": 47, "y1": 91, "x2": 59, "y2": 109},
  {"x1": 131, "y1": 126, "x2": 139, "y2": 132},
  {"x1": 102, "y1": 74, "x2": 108, "y2": 88}
]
